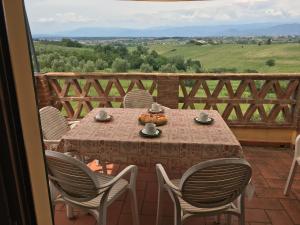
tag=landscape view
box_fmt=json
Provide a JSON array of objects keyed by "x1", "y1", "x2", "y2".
[
  {"x1": 26, "y1": 0, "x2": 300, "y2": 119},
  {"x1": 27, "y1": 0, "x2": 300, "y2": 74}
]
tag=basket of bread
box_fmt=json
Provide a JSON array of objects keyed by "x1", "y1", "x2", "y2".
[{"x1": 138, "y1": 113, "x2": 168, "y2": 126}]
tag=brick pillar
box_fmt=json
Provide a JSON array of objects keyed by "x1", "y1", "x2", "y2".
[
  {"x1": 35, "y1": 74, "x2": 52, "y2": 108},
  {"x1": 157, "y1": 75, "x2": 179, "y2": 109}
]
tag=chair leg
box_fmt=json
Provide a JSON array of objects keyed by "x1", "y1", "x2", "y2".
[
  {"x1": 66, "y1": 204, "x2": 74, "y2": 219},
  {"x1": 284, "y1": 159, "x2": 298, "y2": 195},
  {"x1": 129, "y1": 188, "x2": 140, "y2": 225},
  {"x1": 98, "y1": 205, "x2": 107, "y2": 225},
  {"x1": 174, "y1": 204, "x2": 182, "y2": 225},
  {"x1": 156, "y1": 184, "x2": 164, "y2": 225}
]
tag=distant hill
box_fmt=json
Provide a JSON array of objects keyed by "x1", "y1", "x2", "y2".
[{"x1": 34, "y1": 23, "x2": 300, "y2": 38}]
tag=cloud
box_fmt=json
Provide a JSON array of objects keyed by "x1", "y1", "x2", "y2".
[
  {"x1": 36, "y1": 12, "x2": 95, "y2": 23},
  {"x1": 25, "y1": 0, "x2": 300, "y2": 34}
]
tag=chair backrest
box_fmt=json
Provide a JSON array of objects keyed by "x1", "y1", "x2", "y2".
[
  {"x1": 45, "y1": 150, "x2": 99, "y2": 202},
  {"x1": 179, "y1": 158, "x2": 252, "y2": 208},
  {"x1": 39, "y1": 106, "x2": 69, "y2": 140},
  {"x1": 123, "y1": 89, "x2": 153, "y2": 108}
]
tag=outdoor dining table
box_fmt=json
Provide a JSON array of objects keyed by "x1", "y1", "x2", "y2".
[{"x1": 57, "y1": 108, "x2": 243, "y2": 170}]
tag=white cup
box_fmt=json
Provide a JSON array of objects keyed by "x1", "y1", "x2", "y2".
[
  {"x1": 199, "y1": 112, "x2": 208, "y2": 122},
  {"x1": 151, "y1": 102, "x2": 160, "y2": 112},
  {"x1": 98, "y1": 110, "x2": 108, "y2": 120},
  {"x1": 145, "y1": 123, "x2": 157, "y2": 135}
]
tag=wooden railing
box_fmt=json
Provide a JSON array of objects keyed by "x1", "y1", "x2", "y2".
[{"x1": 35, "y1": 72, "x2": 300, "y2": 130}]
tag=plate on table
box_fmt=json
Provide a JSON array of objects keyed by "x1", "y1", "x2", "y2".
[
  {"x1": 94, "y1": 115, "x2": 113, "y2": 122},
  {"x1": 194, "y1": 117, "x2": 214, "y2": 125},
  {"x1": 139, "y1": 129, "x2": 162, "y2": 138}
]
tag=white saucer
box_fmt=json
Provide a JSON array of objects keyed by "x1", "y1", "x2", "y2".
[
  {"x1": 141, "y1": 128, "x2": 159, "y2": 136},
  {"x1": 195, "y1": 117, "x2": 213, "y2": 123},
  {"x1": 95, "y1": 115, "x2": 112, "y2": 122}
]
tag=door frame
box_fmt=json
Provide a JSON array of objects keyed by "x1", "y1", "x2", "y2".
[{"x1": 1, "y1": 0, "x2": 53, "y2": 225}]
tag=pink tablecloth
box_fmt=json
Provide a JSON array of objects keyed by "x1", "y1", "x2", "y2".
[{"x1": 58, "y1": 108, "x2": 243, "y2": 169}]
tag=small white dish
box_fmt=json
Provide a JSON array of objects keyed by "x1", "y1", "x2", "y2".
[
  {"x1": 141, "y1": 128, "x2": 159, "y2": 136},
  {"x1": 195, "y1": 117, "x2": 213, "y2": 123},
  {"x1": 95, "y1": 114, "x2": 112, "y2": 122}
]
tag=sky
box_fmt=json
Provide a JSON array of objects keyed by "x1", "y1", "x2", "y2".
[{"x1": 24, "y1": 0, "x2": 300, "y2": 34}]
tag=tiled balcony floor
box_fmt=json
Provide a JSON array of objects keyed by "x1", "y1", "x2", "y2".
[{"x1": 54, "y1": 146, "x2": 300, "y2": 225}]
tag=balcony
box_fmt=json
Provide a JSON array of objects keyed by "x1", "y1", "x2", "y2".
[
  {"x1": 36, "y1": 72, "x2": 300, "y2": 145},
  {"x1": 35, "y1": 72, "x2": 300, "y2": 225}
]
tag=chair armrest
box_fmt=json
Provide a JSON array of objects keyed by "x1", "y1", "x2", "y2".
[
  {"x1": 68, "y1": 120, "x2": 80, "y2": 129},
  {"x1": 97, "y1": 165, "x2": 138, "y2": 190},
  {"x1": 156, "y1": 164, "x2": 180, "y2": 192}
]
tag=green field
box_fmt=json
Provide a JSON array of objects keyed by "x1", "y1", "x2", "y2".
[{"x1": 148, "y1": 43, "x2": 300, "y2": 73}]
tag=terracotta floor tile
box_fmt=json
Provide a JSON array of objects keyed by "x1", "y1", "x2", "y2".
[
  {"x1": 107, "y1": 201, "x2": 123, "y2": 225},
  {"x1": 280, "y1": 199, "x2": 300, "y2": 224},
  {"x1": 121, "y1": 190, "x2": 144, "y2": 215},
  {"x1": 245, "y1": 209, "x2": 270, "y2": 223},
  {"x1": 144, "y1": 182, "x2": 158, "y2": 202},
  {"x1": 255, "y1": 187, "x2": 296, "y2": 199},
  {"x1": 266, "y1": 210, "x2": 294, "y2": 225},
  {"x1": 73, "y1": 213, "x2": 96, "y2": 225},
  {"x1": 54, "y1": 211, "x2": 76, "y2": 225},
  {"x1": 53, "y1": 147, "x2": 300, "y2": 225},
  {"x1": 246, "y1": 198, "x2": 282, "y2": 210}
]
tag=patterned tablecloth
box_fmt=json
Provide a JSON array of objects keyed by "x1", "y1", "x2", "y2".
[{"x1": 58, "y1": 108, "x2": 243, "y2": 169}]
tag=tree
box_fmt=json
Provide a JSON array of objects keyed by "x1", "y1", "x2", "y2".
[
  {"x1": 52, "y1": 59, "x2": 65, "y2": 72},
  {"x1": 112, "y1": 58, "x2": 129, "y2": 72},
  {"x1": 128, "y1": 53, "x2": 144, "y2": 69},
  {"x1": 159, "y1": 64, "x2": 177, "y2": 73},
  {"x1": 266, "y1": 59, "x2": 276, "y2": 67},
  {"x1": 168, "y1": 55, "x2": 186, "y2": 71},
  {"x1": 140, "y1": 63, "x2": 153, "y2": 73},
  {"x1": 61, "y1": 38, "x2": 82, "y2": 48},
  {"x1": 83, "y1": 60, "x2": 96, "y2": 72},
  {"x1": 266, "y1": 38, "x2": 272, "y2": 45},
  {"x1": 95, "y1": 59, "x2": 108, "y2": 70}
]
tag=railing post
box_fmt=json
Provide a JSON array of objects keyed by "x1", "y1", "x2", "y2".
[
  {"x1": 157, "y1": 74, "x2": 179, "y2": 109},
  {"x1": 293, "y1": 80, "x2": 300, "y2": 134},
  {"x1": 35, "y1": 73, "x2": 52, "y2": 108}
]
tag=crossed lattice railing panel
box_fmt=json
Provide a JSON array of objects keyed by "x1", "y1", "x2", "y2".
[
  {"x1": 179, "y1": 77, "x2": 299, "y2": 127},
  {"x1": 37, "y1": 73, "x2": 300, "y2": 128},
  {"x1": 46, "y1": 74, "x2": 157, "y2": 119}
]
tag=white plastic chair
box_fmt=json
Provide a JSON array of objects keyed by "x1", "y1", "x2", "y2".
[
  {"x1": 39, "y1": 106, "x2": 78, "y2": 150},
  {"x1": 123, "y1": 89, "x2": 154, "y2": 108},
  {"x1": 284, "y1": 135, "x2": 300, "y2": 195},
  {"x1": 46, "y1": 150, "x2": 140, "y2": 225},
  {"x1": 39, "y1": 106, "x2": 107, "y2": 173},
  {"x1": 156, "y1": 158, "x2": 252, "y2": 225}
]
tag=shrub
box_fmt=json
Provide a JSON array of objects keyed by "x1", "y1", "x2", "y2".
[
  {"x1": 159, "y1": 64, "x2": 177, "y2": 73},
  {"x1": 112, "y1": 58, "x2": 129, "y2": 72},
  {"x1": 140, "y1": 63, "x2": 153, "y2": 73},
  {"x1": 95, "y1": 59, "x2": 108, "y2": 70},
  {"x1": 193, "y1": 65, "x2": 204, "y2": 73},
  {"x1": 83, "y1": 60, "x2": 96, "y2": 72},
  {"x1": 266, "y1": 59, "x2": 276, "y2": 67}
]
